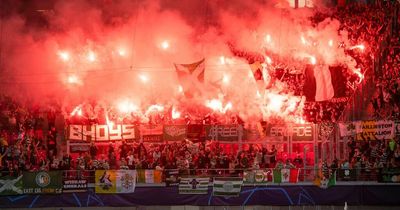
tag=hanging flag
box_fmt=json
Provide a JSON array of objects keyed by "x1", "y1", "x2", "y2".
[
  {"x1": 250, "y1": 61, "x2": 264, "y2": 81},
  {"x1": 243, "y1": 171, "x2": 256, "y2": 183},
  {"x1": 273, "y1": 169, "x2": 282, "y2": 183},
  {"x1": 136, "y1": 170, "x2": 163, "y2": 184},
  {"x1": 0, "y1": 175, "x2": 23, "y2": 195},
  {"x1": 174, "y1": 58, "x2": 205, "y2": 97},
  {"x1": 244, "y1": 169, "x2": 273, "y2": 184},
  {"x1": 116, "y1": 170, "x2": 137, "y2": 193},
  {"x1": 213, "y1": 177, "x2": 243, "y2": 197},
  {"x1": 303, "y1": 65, "x2": 347, "y2": 101},
  {"x1": 95, "y1": 170, "x2": 136, "y2": 194},
  {"x1": 315, "y1": 172, "x2": 336, "y2": 189},
  {"x1": 165, "y1": 169, "x2": 180, "y2": 186},
  {"x1": 289, "y1": 168, "x2": 300, "y2": 183},
  {"x1": 273, "y1": 169, "x2": 299, "y2": 183},
  {"x1": 179, "y1": 177, "x2": 209, "y2": 194}
]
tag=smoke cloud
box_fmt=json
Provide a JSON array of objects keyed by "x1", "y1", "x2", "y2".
[{"x1": 0, "y1": 0, "x2": 359, "y2": 122}]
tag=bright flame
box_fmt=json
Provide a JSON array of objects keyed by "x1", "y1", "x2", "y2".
[
  {"x1": 222, "y1": 75, "x2": 230, "y2": 84},
  {"x1": 58, "y1": 51, "x2": 70, "y2": 61},
  {"x1": 68, "y1": 75, "x2": 79, "y2": 84},
  {"x1": 256, "y1": 91, "x2": 262, "y2": 98},
  {"x1": 350, "y1": 44, "x2": 365, "y2": 51},
  {"x1": 219, "y1": 56, "x2": 226, "y2": 65},
  {"x1": 328, "y1": 39, "x2": 333, "y2": 47},
  {"x1": 178, "y1": 85, "x2": 183, "y2": 93},
  {"x1": 205, "y1": 99, "x2": 232, "y2": 113},
  {"x1": 118, "y1": 48, "x2": 126, "y2": 56},
  {"x1": 172, "y1": 107, "x2": 181, "y2": 119},
  {"x1": 301, "y1": 36, "x2": 307, "y2": 45},
  {"x1": 87, "y1": 51, "x2": 96, "y2": 62},
  {"x1": 310, "y1": 56, "x2": 316, "y2": 65},
  {"x1": 139, "y1": 74, "x2": 148, "y2": 83},
  {"x1": 161, "y1": 40, "x2": 170, "y2": 49},
  {"x1": 265, "y1": 56, "x2": 272, "y2": 64},
  {"x1": 117, "y1": 101, "x2": 138, "y2": 113},
  {"x1": 268, "y1": 94, "x2": 284, "y2": 112},
  {"x1": 265, "y1": 34, "x2": 271, "y2": 43},
  {"x1": 145, "y1": 104, "x2": 164, "y2": 116}
]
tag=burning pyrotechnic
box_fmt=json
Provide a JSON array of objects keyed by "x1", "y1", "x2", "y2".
[
  {"x1": 161, "y1": 40, "x2": 170, "y2": 50},
  {"x1": 265, "y1": 56, "x2": 272, "y2": 64},
  {"x1": 205, "y1": 99, "x2": 232, "y2": 113},
  {"x1": 219, "y1": 56, "x2": 226, "y2": 65},
  {"x1": 87, "y1": 51, "x2": 96, "y2": 62},
  {"x1": 68, "y1": 75, "x2": 79, "y2": 84},
  {"x1": 58, "y1": 51, "x2": 70, "y2": 61},
  {"x1": 328, "y1": 39, "x2": 333, "y2": 47},
  {"x1": 310, "y1": 56, "x2": 317, "y2": 65},
  {"x1": 265, "y1": 34, "x2": 271, "y2": 43},
  {"x1": 178, "y1": 85, "x2": 183, "y2": 93},
  {"x1": 139, "y1": 74, "x2": 148, "y2": 83},
  {"x1": 172, "y1": 107, "x2": 181, "y2": 119},
  {"x1": 117, "y1": 101, "x2": 138, "y2": 113},
  {"x1": 350, "y1": 44, "x2": 365, "y2": 51},
  {"x1": 222, "y1": 75, "x2": 230, "y2": 84},
  {"x1": 117, "y1": 48, "x2": 126, "y2": 56}
]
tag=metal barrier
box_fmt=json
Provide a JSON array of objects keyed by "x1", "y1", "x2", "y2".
[{"x1": 0, "y1": 167, "x2": 393, "y2": 184}]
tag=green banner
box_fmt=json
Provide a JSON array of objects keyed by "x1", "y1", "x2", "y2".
[
  {"x1": 163, "y1": 125, "x2": 187, "y2": 141},
  {"x1": 23, "y1": 171, "x2": 62, "y2": 194},
  {"x1": 0, "y1": 175, "x2": 23, "y2": 195}
]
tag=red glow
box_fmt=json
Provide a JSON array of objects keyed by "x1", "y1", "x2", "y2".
[
  {"x1": 205, "y1": 99, "x2": 232, "y2": 113},
  {"x1": 117, "y1": 101, "x2": 138, "y2": 113}
]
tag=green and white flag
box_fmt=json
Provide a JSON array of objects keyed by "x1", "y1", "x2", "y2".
[
  {"x1": 0, "y1": 175, "x2": 23, "y2": 195},
  {"x1": 213, "y1": 177, "x2": 243, "y2": 197},
  {"x1": 179, "y1": 177, "x2": 209, "y2": 194}
]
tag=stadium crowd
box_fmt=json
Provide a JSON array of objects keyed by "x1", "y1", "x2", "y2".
[
  {"x1": 370, "y1": 37, "x2": 400, "y2": 119},
  {"x1": 0, "y1": 2, "x2": 399, "y2": 181}
]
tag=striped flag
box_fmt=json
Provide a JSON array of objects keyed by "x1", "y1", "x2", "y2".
[
  {"x1": 303, "y1": 65, "x2": 347, "y2": 102},
  {"x1": 314, "y1": 172, "x2": 336, "y2": 189},
  {"x1": 137, "y1": 170, "x2": 162, "y2": 183},
  {"x1": 213, "y1": 177, "x2": 243, "y2": 197},
  {"x1": 273, "y1": 169, "x2": 299, "y2": 183},
  {"x1": 179, "y1": 177, "x2": 209, "y2": 194}
]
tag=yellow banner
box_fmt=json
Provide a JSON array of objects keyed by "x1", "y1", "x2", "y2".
[{"x1": 95, "y1": 170, "x2": 117, "y2": 193}]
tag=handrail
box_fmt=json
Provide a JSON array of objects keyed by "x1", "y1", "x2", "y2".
[{"x1": 0, "y1": 167, "x2": 395, "y2": 183}]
